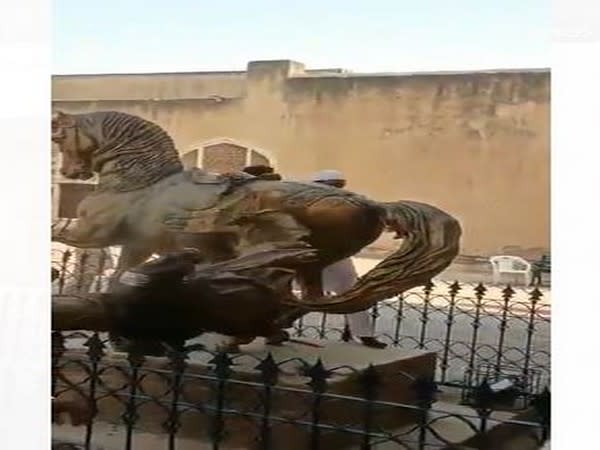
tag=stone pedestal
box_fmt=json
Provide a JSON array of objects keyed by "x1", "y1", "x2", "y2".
[{"x1": 55, "y1": 339, "x2": 435, "y2": 449}]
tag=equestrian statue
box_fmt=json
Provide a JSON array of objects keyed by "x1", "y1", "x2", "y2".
[{"x1": 51, "y1": 110, "x2": 462, "y2": 350}]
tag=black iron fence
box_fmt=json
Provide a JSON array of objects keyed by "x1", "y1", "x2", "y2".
[
  {"x1": 52, "y1": 333, "x2": 550, "y2": 450},
  {"x1": 293, "y1": 281, "x2": 550, "y2": 391},
  {"x1": 51, "y1": 247, "x2": 551, "y2": 391},
  {"x1": 51, "y1": 247, "x2": 551, "y2": 449}
]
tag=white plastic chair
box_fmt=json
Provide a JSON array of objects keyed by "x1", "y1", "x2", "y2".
[{"x1": 489, "y1": 255, "x2": 532, "y2": 286}]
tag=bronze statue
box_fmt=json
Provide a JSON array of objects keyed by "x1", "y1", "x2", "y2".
[
  {"x1": 53, "y1": 246, "x2": 320, "y2": 353},
  {"x1": 51, "y1": 110, "x2": 461, "y2": 330},
  {"x1": 242, "y1": 164, "x2": 283, "y2": 180}
]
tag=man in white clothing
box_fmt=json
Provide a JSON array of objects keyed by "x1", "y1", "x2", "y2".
[{"x1": 312, "y1": 169, "x2": 387, "y2": 349}]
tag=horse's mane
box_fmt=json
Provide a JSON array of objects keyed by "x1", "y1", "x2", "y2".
[{"x1": 75, "y1": 111, "x2": 184, "y2": 192}]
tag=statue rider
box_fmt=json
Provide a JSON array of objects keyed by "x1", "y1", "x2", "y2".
[{"x1": 241, "y1": 165, "x2": 387, "y2": 349}]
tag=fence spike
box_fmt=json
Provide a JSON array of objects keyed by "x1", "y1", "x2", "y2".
[
  {"x1": 255, "y1": 352, "x2": 279, "y2": 386},
  {"x1": 501, "y1": 284, "x2": 516, "y2": 299},
  {"x1": 474, "y1": 282, "x2": 487, "y2": 297},
  {"x1": 449, "y1": 280, "x2": 462, "y2": 295},
  {"x1": 165, "y1": 344, "x2": 187, "y2": 374},
  {"x1": 209, "y1": 351, "x2": 234, "y2": 380},
  {"x1": 529, "y1": 286, "x2": 543, "y2": 301},
  {"x1": 126, "y1": 348, "x2": 146, "y2": 369},
  {"x1": 423, "y1": 279, "x2": 434, "y2": 295},
  {"x1": 305, "y1": 358, "x2": 331, "y2": 393},
  {"x1": 84, "y1": 332, "x2": 106, "y2": 362}
]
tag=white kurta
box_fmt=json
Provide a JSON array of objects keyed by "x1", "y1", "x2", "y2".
[{"x1": 321, "y1": 258, "x2": 374, "y2": 337}]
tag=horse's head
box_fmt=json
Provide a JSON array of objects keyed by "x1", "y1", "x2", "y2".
[{"x1": 52, "y1": 111, "x2": 96, "y2": 180}]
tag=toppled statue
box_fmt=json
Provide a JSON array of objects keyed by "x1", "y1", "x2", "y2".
[{"x1": 53, "y1": 245, "x2": 319, "y2": 353}]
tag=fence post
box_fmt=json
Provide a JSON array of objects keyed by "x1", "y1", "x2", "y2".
[
  {"x1": 209, "y1": 352, "x2": 233, "y2": 450},
  {"x1": 75, "y1": 250, "x2": 90, "y2": 292},
  {"x1": 412, "y1": 376, "x2": 437, "y2": 450},
  {"x1": 463, "y1": 283, "x2": 487, "y2": 401},
  {"x1": 58, "y1": 250, "x2": 72, "y2": 294},
  {"x1": 471, "y1": 379, "x2": 494, "y2": 446},
  {"x1": 305, "y1": 358, "x2": 330, "y2": 450},
  {"x1": 392, "y1": 294, "x2": 405, "y2": 346},
  {"x1": 370, "y1": 303, "x2": 380, "y2": 337},
  {"x1": 255, "y1": 353, "x2": 279, "y2": 450},
  {"x1": 83, "y1": 333, "x2": 105, "y2": 450},
  {"x1": 91, "y1": 250, "x2": 108, "y2": 293},
  {"x1": 164, "y1": 345, "x2": 187, "y2": 450},
  {"x1": 440, "y1": 281, "x2": 461, "y2": 384},
  {"x1": 494, "y1": 285, "x2": 515, "y2": 377},
  {"x1": 522, "y1": 287, "x2": 543, "y2": 381},
  {"x1": 51, "y1": 331, "x2": 65, "y2": 396},
  {"x1": 418, "y1": 281, "x2": 434, "y2": 349},
  {"x1": 532, "y1": 387, "x2": 551, "y2": 443},
  {"x1": 122, "y1": 351, "x2": 145, "y2": 450},
  {"x1": 319, "y1": 313, "x2": 328, "y2": 340},
  {"x1": 358, "y1": 365, "x2": 381, "y2": 450},
  {"x1": 342, "y1": 323, "x2": 352, "y2": 342}
]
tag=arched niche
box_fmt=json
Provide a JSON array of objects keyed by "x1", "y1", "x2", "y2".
[{"x1": 181, "y1": 138, "x2": 275, "y2": 173}]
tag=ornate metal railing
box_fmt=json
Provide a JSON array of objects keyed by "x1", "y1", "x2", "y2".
[
  {"x1": 293, "y1": 281, "x2": 550, "y2": 390},
  {"x1": 51, "y1": 248, "x2": 551, "y2": 391},
  {"x1": 52, "y1": 332, "x2": 550, "y2": 450}
]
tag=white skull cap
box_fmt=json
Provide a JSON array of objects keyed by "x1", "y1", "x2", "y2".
[{"x1": 312, "y1": 169, "x2": 345, "y2": 182}]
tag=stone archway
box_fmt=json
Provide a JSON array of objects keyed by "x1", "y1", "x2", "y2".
[{"x1": 181, "y1": 138, "x2": 275, "y2": 173}]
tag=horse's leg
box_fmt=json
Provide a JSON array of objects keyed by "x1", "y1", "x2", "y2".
[
  {"x1": 52, "y1": 214, "x2": 163, "y2": 354},
  {"x1": 52, "y1": 218, "x2": 116, "y2": 248}
]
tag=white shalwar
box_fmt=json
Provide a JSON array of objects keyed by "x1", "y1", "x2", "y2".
[{"x1": 321, "y1": 258, "x2": 374, "y2": 337}]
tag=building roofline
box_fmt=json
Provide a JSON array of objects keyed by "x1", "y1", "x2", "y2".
[
  {"x1": 52, "y1": 67, "x2": 550, "y2": 78},
  {"x1": 297, "y1": 68, "x2": 550, "y2": 78},
  {"x1": 52, "y1": 70, "x2": 247, "y2": 78}
]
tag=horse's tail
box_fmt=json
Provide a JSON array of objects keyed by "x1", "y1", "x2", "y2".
[{"x1": 287, "y1": 201, "x2": 462, "y2": 314}]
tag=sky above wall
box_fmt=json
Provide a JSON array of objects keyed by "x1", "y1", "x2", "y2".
[{"x1": 53, "y1": 0, "x2": 549, "y2": 74}]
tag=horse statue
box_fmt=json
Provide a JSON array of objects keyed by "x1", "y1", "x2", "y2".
[{"x1": 51, "y1": 110, "x2": 462, "y2": 318}]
